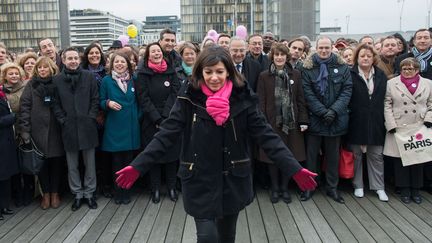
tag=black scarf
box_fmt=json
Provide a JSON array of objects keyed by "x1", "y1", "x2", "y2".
[
  {"x1": 271, "y1": 63, "x2": 295, "y2": 134},
  {"x1": 63, "y1": 67, "x2": 82, "y2": 91},
  {"x1": 32, "y1": 76, "x2": 56, "y2": 103}
]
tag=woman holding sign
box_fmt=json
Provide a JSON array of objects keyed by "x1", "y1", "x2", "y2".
[{"x1": 384, "y1": 57, "x2": 432, "y2": 204}]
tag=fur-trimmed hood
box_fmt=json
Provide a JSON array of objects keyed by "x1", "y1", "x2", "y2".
[{"x1": 301, "y1": 52, "x2": 345, "y2": 69}]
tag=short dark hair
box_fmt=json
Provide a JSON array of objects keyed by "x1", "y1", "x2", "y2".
[
  {"x1": 217, "y1": 33, "x2": 231, "y2": 41},
  {"x1": 400, "y1": 57, "x2": 420, "y2": 70},
  {"x1": 81, "y1": 43, "x2": 106, "y2": 69},
  {"x1": 287, "y1": 38, "x2": 308, "y2": 53},
  {"x1": 38, "y1": 38, "x2": 55, "y2": 50},
  {"x1": 109, "y1": 51, "x2": 134, "y2": 75},
  {"x1": 61, "y1": 47, "x2": 79, "y2": 59},
  {"x1": 159, "y1": 28, "x2": 176, "y2": 41},
  {"x1": 191, "y1": 45, "x2": 244, "y2": 89},
  {"x1": 248, "y1": 34, "x2": 262, "y2": 42}
]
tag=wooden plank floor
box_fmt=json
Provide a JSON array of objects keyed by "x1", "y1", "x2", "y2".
[{"x1": 1, "y1": 186, "x2": 432, "y2": 243}]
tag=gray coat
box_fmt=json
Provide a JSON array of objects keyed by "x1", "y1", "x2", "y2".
[
  {"x1": 19, "y1": 79, "x2": 65, "y2": 158},
  {"x1": 383, "y1": 75, "x2": 432, "y2": 157},
  {"x1": 52, "y1": 68, "x2": 99, "y2": 152}
]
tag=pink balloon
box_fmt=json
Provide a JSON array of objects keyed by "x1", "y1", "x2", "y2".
[
  {"x1": 207, "y1": 29, "x2": 218, "y2": 37},
  {"x1": 236, "y1": 25, "x2": 248, "y2": 40},
  {"x1": 118, "y1": 35, "x2": 129, "y2": 47}
]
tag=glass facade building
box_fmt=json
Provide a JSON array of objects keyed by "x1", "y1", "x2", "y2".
[
  {"x1": 0, "y1": 0, "x2": 70, "y2": 53},
  {"x1": 181, "y1": 0, "x2": 319, "y2": 42}
]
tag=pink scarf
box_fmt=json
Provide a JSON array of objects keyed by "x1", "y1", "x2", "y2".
[
  {"x1": 201, "y1": 80, "x2": 233, "y2": 126},
  {"x1": 400, "y1": 74, "x2": 420, "y2": 95},
  {"x1": 147, "y1": 59, "x2": 168, "y2": 73}
]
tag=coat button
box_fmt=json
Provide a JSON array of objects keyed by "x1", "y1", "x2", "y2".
[
  {"x1": 403, "y1": 102, "x2": 407, "y2": 105},
  {"x1": 413, "y1": 102, "x2": 417, "y2": 105},
  {"x1": 223, "y1": 147, "x2": 228, "y2": 152},
  {"x1": 413, "y1": 110, "x2": 416, "y2": 113},
  {"x1": 404, "y1": 110, "x2": 408, "y2": 113},
  {"x1": 401, "y1": 94, "x2": 405, "y2": 97}
]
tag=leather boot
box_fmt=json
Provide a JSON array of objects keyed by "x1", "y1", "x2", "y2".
[
  {"x1": 41, "y1": 193, "x2": 50, "y2": 210},
  {"x1": 51, "y1": 193, "x2": 61, "y2": 209}
]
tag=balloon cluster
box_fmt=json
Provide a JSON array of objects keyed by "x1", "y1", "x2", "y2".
[
  {"x1": 118, "y1": 35, "x2": 129, "y2": 47},
  {"x1": 206, "y1": 29, "x2": 219, "y2": 43}
]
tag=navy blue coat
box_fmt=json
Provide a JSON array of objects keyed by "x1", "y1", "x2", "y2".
[{"x1": 300, "y1": 53, "x2": 352, "y2": 136}]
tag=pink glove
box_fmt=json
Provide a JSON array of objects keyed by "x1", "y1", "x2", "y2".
[
  {"x1": 116, "y1": 166, "x2": 140, "y2": 189},
  {"x1": 292, "y1": 168, "x2": 318, "y2": 191}
]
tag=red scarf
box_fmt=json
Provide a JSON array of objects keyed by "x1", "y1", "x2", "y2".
[
  {"x1": 201, "y1": 80, "x2": 233, "y2": 126},
  {"x1": 147, "y1": 59, "x2": 168, "y2": 73},
  {"x1": 400, "y1": 73, "x2": 420, "y2": 95}
]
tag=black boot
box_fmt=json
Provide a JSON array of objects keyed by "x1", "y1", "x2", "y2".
[
  {"x1": 152, "y1": 189, "x2": 160, "y2": 203},
  {"x1": 168, "y1": 189, "x2": 178, "y2": 202}
]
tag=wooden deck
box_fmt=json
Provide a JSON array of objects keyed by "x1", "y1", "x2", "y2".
[{"x1": 1, "y1": 185, "x2": 432, "y2": 243}]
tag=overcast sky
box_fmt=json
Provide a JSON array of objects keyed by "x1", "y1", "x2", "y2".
[{"x1": 70, "y1": 0, "x2": 431, "y2": 34}]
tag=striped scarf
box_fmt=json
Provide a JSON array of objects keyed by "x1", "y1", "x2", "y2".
[{"x1": 412, "y1": 47, "x2": 432, "y2": 73}]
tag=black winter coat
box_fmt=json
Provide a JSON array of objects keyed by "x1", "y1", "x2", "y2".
[
  {"x1": 135, "y1": 63, "x2": 181, "y2": 162},
  {"x1": 52, "y1": 69, "x2": 99, "y2": 152},
  {"x1": 19, "y1": 78, "x2": 65, "y2": 158},
  {"x1": 347, "y1": 66, "x2": 387, "y2": 145},
  {"x1": 241, "y1": 57, "x2": 262, "y2": 92},
  {"x1": 130, "y1": 83, "x2": 302, "y2": 218},
  {"x1": 0, "y1": 97, "x2": 19, "y2": 180},
  {"x1": 300, "y1": 53, "x2": 352, "y2": 136}
]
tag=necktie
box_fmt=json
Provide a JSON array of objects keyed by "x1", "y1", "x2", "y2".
[{"x1": 236, "y1": 64, "x2": 241, "y2": 72}]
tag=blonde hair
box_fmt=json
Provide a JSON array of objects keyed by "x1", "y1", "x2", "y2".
[
  {"x1": 0, "y1": 62, "x2": 25, "y2": 84},
  {"x1": 32, "y1": 56, "x2": 59, "y2": 78}
]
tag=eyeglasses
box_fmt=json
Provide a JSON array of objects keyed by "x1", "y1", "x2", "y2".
[{"x1": 401, "y1": 67, "x2": 416, "y2": 72}]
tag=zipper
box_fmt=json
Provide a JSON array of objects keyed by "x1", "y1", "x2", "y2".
[
  {"x1": 178, "y1": 96, "x2": 206, "y2": 110},
  {"x1": 231, "y1": 119, "x2": 238, "y2": 142},
  {"x1": 231, "y1": 158, "x2": 249, "y2": 167},
  {"x1": 181, "y1": 161, "x2": 194, "y2": 170}
]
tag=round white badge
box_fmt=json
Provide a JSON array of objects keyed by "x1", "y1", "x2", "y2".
[
  {"x1": 334, "y1": 69, "x2": 339, "y2": 73},
  {"x1": 131, "y1": 87, "x2": 135, "y2": 92},
  {"x1": 164, "y1": 81, "x2": 170, "y2": 87},
  {"x1": 430, "y1": 61, "x2": 432, "y2": 66},
  {"x1": 290, "y1": 79, "x2": 294, "y2": 85},
  {"x1": 412, "y1": 83, "x2": 417, "y2": 88}
]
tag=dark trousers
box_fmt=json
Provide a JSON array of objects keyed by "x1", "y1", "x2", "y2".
[
  {"x1": 194, "y1": 213, "x2": 239, "y2": 243},
  {"x1": 96, "y1": 150, "x2": 112, "y2": 190},
  {"x1": 268, "y1": 164, "x2": 290, "y2": 192},
  {"x1": 150, "y1": 161, "x2": 177, "y2": 191},
  {"x1": 0, "y1": 179, "x2": 11, "y2": 209},
  {"x1": 423, "y1": 162, "x2": 432, "y2": 187},
  {"x1": 39, "y1": 157, "x2": 64, "y2": 193},
  {"x1": 11, "y1": 173, "x2": 34, "y2": 205},
  {"x1": 112, "y1": 150, "x2": 134, "y2": 196},
  {"x1": 306, "y1": 135, "x2": 341, "y2": 190},
  {"x1": 392, "y1": 156, "x2": 424, "y2": 189}
]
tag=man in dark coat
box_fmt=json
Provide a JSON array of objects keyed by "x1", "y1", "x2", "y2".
[
  {"x1": 159, "y1": 28, "x2": 182, "y2": 71},
  {"x1": 394, "y1": 29, "x2": 432, "y2": 193},
  {"x1": 229, "y1": 37, "x2": 262, "y2": 92},
  {"x1": 300, "y1": 36, "x2": 353, "y2": 204},
  {"x1": 52, "y1": 47, "x2": 99, "y2": 211},
  {"x1": 247, "y1": 34, "x2": 271, "y2": 72}
]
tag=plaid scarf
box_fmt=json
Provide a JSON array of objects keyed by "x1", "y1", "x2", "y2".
[
  {"x1": 272, "y1": 64, "x2": 295, "y2": 135},
  {"x1": 412, "y1": 47, "x2": 432, "y2": 73}
]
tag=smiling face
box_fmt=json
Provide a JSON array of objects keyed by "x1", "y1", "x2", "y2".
[
  {"x1": 248, "y1": 36, "x2": 263, "y2": 56},
  {"x1": 159, "y1": 33, "x2": 176, "y2": 53},
  {"x1": 229, "y1": 39, "x2": 247, "y2": 64},
  {"x1": 88, "y1": 47, "x2": 101, "y2": 66},
  {"x1": 414, "y1": 30, "x2": 432, "y2": 52},
  {"x1": 62, "y1": 50, "x2": 80, "y2": 70},
  {"x1": 112, "y1": 55, "x2": 128, "y2": 74},
  {"x1": 272, "y1": 51, "x2": 287, "y2": 69},
  {"x1": 401, "y1": 64, "x2": 419, "y2": 79},
  {"x1": 202, "y1": 61, "x2": 228, "y2": 92},
  {"x1": 182, "y1": 47, "x2": 197, "y2": 66},
  {"x1": 148, "y1": 44, "x2": 163, "y2": 64},
  {"x1": 39, "y1": 39, "x2": 57, "y2": 61},
  {"x1": 316, "y1": 38, "x2": 332, "y2": 59},
  {"x1": 5, "y1": 68, "x2": 21, "y2": 84},
  {"x1": 23, "y1": 57, "x2": 36, "y2": 76},
  {"x1": 0, "y1": 47, "x2": 6, "y2": 65}
]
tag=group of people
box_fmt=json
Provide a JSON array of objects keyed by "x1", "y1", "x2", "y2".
[{"x1": 1, "y1": 27, "x2": 432, "y2": 242}]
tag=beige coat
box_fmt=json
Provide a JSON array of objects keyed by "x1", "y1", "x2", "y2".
[{"x1": 383, "y1": 76, "x2": 432, "y2": 157}]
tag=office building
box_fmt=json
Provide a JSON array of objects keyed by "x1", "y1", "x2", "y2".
[
  {"x1": 142, "y1": 15, "x2": 181, "y2": 43},
  {"x1": 180, "y1": 0, "x2": 319, "y2": 42},
  {"x1": 0, "y1": 0, "x2": 70, "y2": 53}
]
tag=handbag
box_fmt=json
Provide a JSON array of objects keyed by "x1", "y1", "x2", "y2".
[
  {"x1": 18, "y1": 138, "x2": 45, "y2": 175},
  {"x1": 339, "y1": 147, "x2": 354, "y2": 179},
  {"x1": 394, "y1": 123, "x2": 432, "y2": 166}
]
